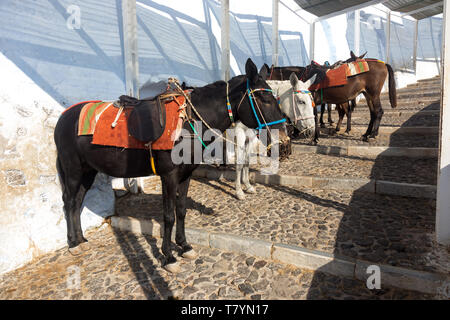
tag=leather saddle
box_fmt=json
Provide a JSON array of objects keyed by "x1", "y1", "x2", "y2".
[{"x1": 117, "y1": 89, "x2": 188, "y2": 143}]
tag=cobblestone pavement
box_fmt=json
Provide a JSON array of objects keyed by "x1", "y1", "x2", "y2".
[
  {"x1": 116, "y1": 178, "x2": 450, "y2": 275},
  {"x1": 293, "y1": 132, "x2": 438, "y2": 148},
  {"x1": 356, "y1": 100, "x2": 440, "y2": 112},
  {"x1": 344, "y1": 112, "x2": 440, "y2": 127},
  {"x1": 251, "y1": 153, "x2": 437, "y2": 185},
  {"x1": 0, "y1": 226, "x2": 437, "y2": 300}
]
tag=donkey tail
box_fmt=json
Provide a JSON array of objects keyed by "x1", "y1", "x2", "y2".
[{"x1": 386, "y1": 63, "x2": 397, "y2": 108}]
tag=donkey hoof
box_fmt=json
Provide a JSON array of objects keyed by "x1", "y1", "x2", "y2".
[
  {"x1": 182, "y1": 249, "x2": 198, "y2": 260},
  {"x1": 361, "y1": 135, "x2": 369, "y2": 142},
  {"x1": 246, "y1": 186, "x2": 256, "y2": 194},
  {"x1": 67, "y1": 246, "x2": 83, "y2": 256},
  {"x1": 79, "y1": 242, "x2": 91, "y2": 252},
  {"x1": 164, "y1": 261, "x2": 181, "y2": 273},
  {"x1": 236, "y1": 191, "x2": 245, "y2": 200}
]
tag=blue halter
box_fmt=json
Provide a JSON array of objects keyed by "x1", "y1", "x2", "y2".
[{"x1": 246, "y1": 79, "x2": 286, "y2": 133}]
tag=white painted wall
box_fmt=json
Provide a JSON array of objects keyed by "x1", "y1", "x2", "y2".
[{"x1": 0, "y1": 53, "x2": 113, "y2": 275}]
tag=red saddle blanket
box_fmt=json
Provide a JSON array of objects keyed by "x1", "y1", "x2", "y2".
[
  {"x1": 309, "y1": 59, "x2": 370, "y2": 91},
  {"x1": 77, "y1": 97, "x2": 185, "y2": 150},
  {"x1": 309, "y1": 64, "x2": 349, "y2": 91}
]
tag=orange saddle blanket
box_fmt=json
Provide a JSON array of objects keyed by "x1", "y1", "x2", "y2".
[
  {"x1": 309, "y1": 59, "x2": 370, "y2": 91},
  {"x1": 77, "y1": 97, "x2": 185, "y2": 150}
]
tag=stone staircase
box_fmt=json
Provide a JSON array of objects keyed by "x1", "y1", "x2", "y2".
[{"x1": 110, "y1": 75, "x2": 449, "y2": 298}]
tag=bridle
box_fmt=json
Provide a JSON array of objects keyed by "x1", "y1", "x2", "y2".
[
  {"x1": 170, "y1": 77, "x2": 287, "y2": 151},
  {"x1": 291, "y1": 89, "x2": 315, "y2": 123}
]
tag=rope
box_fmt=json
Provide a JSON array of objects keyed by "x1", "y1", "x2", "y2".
[{"x1": 168, "y1": 78, "x2": 238, "y2": 147}]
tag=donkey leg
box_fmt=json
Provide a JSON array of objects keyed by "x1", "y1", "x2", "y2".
[
  {"x1": 235, "y1": 164, "x2": 245, "y2": 200},
  {"x1": 362, "y1": 95, "x2": 375, "y2": 141},
  {"x1": 345, "y1": 102, "x2": 352, "y2": 134},
  {"x1": 243, "y1": 143, "x2": 255, "y2": 194},
  {"x1": 312, "y1": 107, "x2": 320, "y2": 145},
  {"x1": 369, "y1": 97, "x2": 384, "y2": 138},
  {"x1": 57, "y1": 156, "x2": 96, "y2": 252},
  {"x1": 320, "y1": 104, "x2": 326, "y2": 128},
  {"x1": 175, "y1": 176, "x2": 196, "y2": 259},
  {"x1": 160, "y1": 175, "x2": 178, "y2": 271},
  {"x1": 327, "y1": 104, "x2": 334, "y2": 125},
  {"x1": 335, "y1": 105, "x2": 344, "y2": 133}
]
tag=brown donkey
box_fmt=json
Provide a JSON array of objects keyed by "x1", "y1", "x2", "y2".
[{"x1": 303, "y1": 60, "x2": 397, "y2": 141}]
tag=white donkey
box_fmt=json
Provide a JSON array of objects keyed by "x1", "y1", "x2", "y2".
[
  {"x1": 267, "y1": 73, "x2": 316, "y2": 138},
  {"x1": 227, "y1": 72, "x2": 316, "y2": 200}
]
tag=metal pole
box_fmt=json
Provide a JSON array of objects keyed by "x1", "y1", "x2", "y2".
[
  {"x1": 385, "y1": 10, "x2": 391, "y2": 64},
  {"x1": 413, "y1": 19, "x2": 418, "y2": 73},
  {"x1": 309, "y1": 22, "x2": 315, "y2": 62},
  {"x1": 272, "y1": 0, "x2": 279, "y2": 66},
  {"x1": 221, "y1": 0, "x2": 230, "y2": 81},
  {"x1": 437, "y1": 0, "x2": 450, "y2": 245},
  {"x1": 121, "y1": 0, "x2": 140, "y2": 193},
  {"x1": 122, "y1": 0, "x2": 139, "y2": 98},
  {"x1": 354, "y1": 9, "x2": 360, "y2": 55}
]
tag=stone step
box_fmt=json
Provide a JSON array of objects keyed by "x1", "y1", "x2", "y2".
[
  {"x1": 320, "y1": 126, "x2": 439, "y2": 135},
  {"x1": 381, "y1": 89, "x2": 441, "y2": 97},
  {"x1": 360, "y1": 93, "x2": 440, "y2": 104},
  {"x1": 1, "y1": 219, "x2": 437, "y2": 300},
  {"x1": 351, "y1": 109, "x2": 440, "y2": 116},
  {"x1": 339, "y1": 112, "x2": 440, "y2": 128},
  {"x1": 291, "y1": 144, "x2": 438, "y2": 159},
  {"x1": 407, "y1": 83, "x2": 441, "y2": 90},
  {"x1": 264, "y1": 151, "x2": 436, "y2": 186},
  {"x1": 114, "y1": 175, "x2": 449, "y2": 290},
  {"x1": 293, "y1": 131, "x2": 438, "y2": 148},
  {"x1": 355, "y1": 100, "x2": 440, "y2": 111},
  {"x1": 111, "y1": 215, "x2": 448, "y2": 296},
  {"x1": 193, "y1": 160, "x2": 437, "y2": 199}
]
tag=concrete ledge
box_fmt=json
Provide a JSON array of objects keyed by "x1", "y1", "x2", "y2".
[
  {"x1": 272, "y1": 243, "x2": 355, "y2": 278},
  {"x1": 355, "y1": 260, "x2": 448, "y2": 295},
  {"x1": 292, "y1": 145, "x2": 438, "y2": 158},
  {"x1": 311, "y1": 177, "x2": 375, "y2": 192},
  {"x1": 193, "y1": 166, "x2": 436, "y2": 199},
  {"x1": 210, "y1": 233, "x2": 272, "y2": 259},
  {"x1": 111, "y1": 216, "x2": 163, "y2": 238},
  {"x1": 376, "y1": 181, "x2": 437, "y2": 199},
  {"x1": 321, "y1": 126, "x2": 439, "y2": 135},
  {"x1": 186, "y1": 228, "x2": 210, "y2": 247},
  {"x1": 110, "y1": 216, "x2": 449, "y2": 295}
]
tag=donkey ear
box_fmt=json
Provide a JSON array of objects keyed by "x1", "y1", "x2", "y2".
[
  {"x1": 245, "y1": 58, "x2": 258, "y2": 84},
  {"x1": 289, "y1": 72, "x2": 299, "y2": 88},
  {"x1": 259, "y1": 64, "x2": 269, "y2": 81},
  {"x1": 302, "y1": 74, "x2": 317, "y2": 88},
  {"x1": 350, "y1": 50, "x2": 356, "y2": 59},
  {"x1": 359, "y1": 51, "x2": 367, "y2": 59}
]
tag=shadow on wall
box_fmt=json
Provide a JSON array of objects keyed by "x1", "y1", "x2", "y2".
[
  {"x1": 346, "y1": 11, "x2": 442, "y2": 73},
  {"x1": 0, "y1": 0, "x2": 310, "y2": 105},
  {"x1": 137, "y1": 0, "x2": 309, "y2": 89},
  {"x1": 0, "y1": 0, "x2": 129, "y2": 106}
]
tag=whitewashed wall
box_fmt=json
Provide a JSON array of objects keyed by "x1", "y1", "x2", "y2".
[{"x1": 0, "y1": 0, "x2": 124, "y2": 275}]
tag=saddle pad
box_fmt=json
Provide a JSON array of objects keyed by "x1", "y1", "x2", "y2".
[
  {"x1": 346, "y1": 60, "x2": 370, "y2": 77},
  {"x1": 151, "y1": 95, "x2": 185, "y2": 150},
  {"x1": 77, "y1": 97, "x2": 186, "y2": 150},
  {"x1": 78, "y1": 102, "x2": 113, "y2": 135},
  {"x1": 309, "y1": 64, "x2": 349, "y2": 91}
]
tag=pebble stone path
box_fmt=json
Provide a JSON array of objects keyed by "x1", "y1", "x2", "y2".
[{"x1": 0, "y1": 226, "x2": 436, "y2": 300}]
